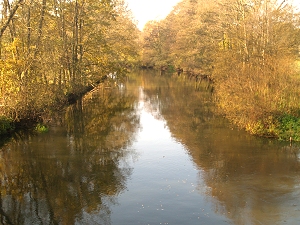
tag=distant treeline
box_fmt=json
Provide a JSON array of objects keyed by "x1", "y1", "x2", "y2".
[{"x1": 141, "y1": 0, "x2": 300, "y2": 141}]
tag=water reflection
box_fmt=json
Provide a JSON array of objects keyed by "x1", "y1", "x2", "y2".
[
  {"x1": 0, "y1": 86, "x2": 140, "y2": 224},
  {"x1": 140, "y1": 71, "x2": 300, "y2": 224},
  {"x1": 0, "y1": 71, "x2": 299, "y2": 225}
]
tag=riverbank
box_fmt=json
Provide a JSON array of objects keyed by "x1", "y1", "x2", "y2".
[
  {"x1": 139, "y1": 0, "x2": 300, "y2": 142},
  {"x1": 0, "y1": 79, "x2": 109, "y2": 137},
  {"x1": 212, "y1": 58, "x2": 300, "y2": 142},
  {"x1": 140, "y1": 67, "x2": 300, "y2": 142}
]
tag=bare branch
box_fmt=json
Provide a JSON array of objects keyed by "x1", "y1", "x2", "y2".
[
  {"x1": 277, "y1": 0, "x2": 287, "y2": 11},
  {"x1": 0, "y1": 0, "x2": 24, "y2": 38}
]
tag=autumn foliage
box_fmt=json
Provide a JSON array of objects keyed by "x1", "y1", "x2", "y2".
[
  {"x1": 141, "y1": 0, "x2": 300, "y2": 140},
  {"x1": 0, "y1": 0, "x2": 140, "y2": 125}
]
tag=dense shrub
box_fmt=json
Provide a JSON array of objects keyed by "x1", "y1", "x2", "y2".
[
  {"x1": 0, "y1": 116, "x2": 15, "y2": 136},
  {"x1": 213, "y1": 56, "x2": 300, "y2": 141},
  {"x1": 276, "y1": 114, "x2": 300, "y2": 141}
]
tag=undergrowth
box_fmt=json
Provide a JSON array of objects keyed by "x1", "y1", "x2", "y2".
[{"x1": 0, "y1": 116, "x2": 15, "y2": 136}]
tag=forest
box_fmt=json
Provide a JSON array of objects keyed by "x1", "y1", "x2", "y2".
[
  {"x1": 142, "y1": 0, "x2": 300, "y2": 141},
  {"x1": 1, "y1": 0, "x2": 300, "y2": 141},
  {"x1": 0, "y1": 0, "x2": 140, "y2": 134}
]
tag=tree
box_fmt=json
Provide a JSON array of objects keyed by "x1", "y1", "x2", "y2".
[
  {"x1": 0, "y1": 0, "x2": 24, "y2": 38},
  {"x1": 0, "y1": 0, "x2": 140, "y2": 123},
  {"x1": 213, "y1": 0, "x2": 300, "y2": 138},
  {"x1": 141, "y1": 0, "x2": 220, "y2": 72},
  {"x1": 140, "y1": 0, "x2": 300, "y2": 139}
]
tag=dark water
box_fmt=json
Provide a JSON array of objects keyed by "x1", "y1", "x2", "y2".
[{"x1": 0, "y1": 70, "x2": 299, "y2": 225}]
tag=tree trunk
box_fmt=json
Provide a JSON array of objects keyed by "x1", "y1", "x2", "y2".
[
  {"x1": 34, "y1": 0, "x2": 47, "y2": 59},
  {"x1": 72, "y1": 0, "x2": 79, "y2": 84},
  {"x1": 27, "y1": 0, "x2": 33, "y2": 53},
  {"x1": 0, "y1": 0, "x2": 24, "y2": 38}
]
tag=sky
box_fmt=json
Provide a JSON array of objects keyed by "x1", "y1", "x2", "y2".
[
  {"x1": 125, "y1": 0, "x2": 300, "y2": 31},
  {"x1": 125, "y1": 0, "x2": 182, "y2": 30}
]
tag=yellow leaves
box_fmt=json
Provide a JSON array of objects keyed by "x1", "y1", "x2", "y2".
[
  {"x1": 245, "y1": 121, "x2": 264, "y2": 135},
  {"x1": 3, "y1": 38, "x2": 21, "y2": 51},
  {"x1": 11, "y1": 38, "x2": 22, "y2": 49},
  {"x1": 2, "y1": 38, "x2": 22, "y2": 61}
]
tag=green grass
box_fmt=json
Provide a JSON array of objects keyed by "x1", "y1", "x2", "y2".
[
  {"x1": 35, "y1": 123, "x2": 49, "y2": 133},
  {"x1": 276, "y1": 114, "x2": 300, "y2": 141}
]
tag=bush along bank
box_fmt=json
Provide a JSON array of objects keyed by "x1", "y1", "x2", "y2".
[
  {"x1": 244, "y1": 113, "x2": 300, "y2": 141},
  {"x1": 277, "y1": 114, "x2": 300, "y2": 141},
  {"x1": 0, "y1": 83, "x2": 100, "y2": 137},
  {"x1": 0, "y1": 73, "x2": 124, "y2": 137},
  {"x1": 218, "y1": 111, "x2": 300, "y2": 142},
  {"x1": 0, "y1": 116, "x2": 15, "y2": 136},
  {"x1": 246, "y1": 114, "x2": 300, "y2": 141},
  {"x1": 270, "y1": 114, "x2": 300, "y2": 142}
]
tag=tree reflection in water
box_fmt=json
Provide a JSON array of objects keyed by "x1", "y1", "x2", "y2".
[
  {"x1": 0, "y1": 86, "x2": 140, "y2": 224},
  {"x1": 0, "y1": 71, "x2": 299, "y2": 225},
  {"x1": 141, "y1": 71, "x2": 300, "y2": 225}
]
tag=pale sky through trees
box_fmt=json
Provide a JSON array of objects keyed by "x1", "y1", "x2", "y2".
[
  {"x1": 125, "y1": 0, "x2": 300, "y2": 30},
  {"x1": 125, "y1": 0, "x2": 182, "y2": 30}
]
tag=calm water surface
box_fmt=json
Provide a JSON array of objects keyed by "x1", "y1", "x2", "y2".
[{"x1": 0, "y1": 70, "x2": 300, "y2": 225}]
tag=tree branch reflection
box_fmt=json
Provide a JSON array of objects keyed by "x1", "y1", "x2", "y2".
[{"x1": 0, "y1": 86, "x2": 140, "y2": 224}]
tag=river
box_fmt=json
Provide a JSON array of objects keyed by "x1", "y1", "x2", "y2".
[{"x1": 0, "y1": 70, "x2": 299, "y2": 225}]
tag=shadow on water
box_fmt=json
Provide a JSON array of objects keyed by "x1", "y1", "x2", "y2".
[
  {"x1": 0, "y1": 137, "x2": 10, "y2": 149},
  {"x1": 140, "y1": 70, "x2": 300, "y2": 225},
  {"x1": 0, "y1": 86, "x2": 140, "y2": 224}
]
